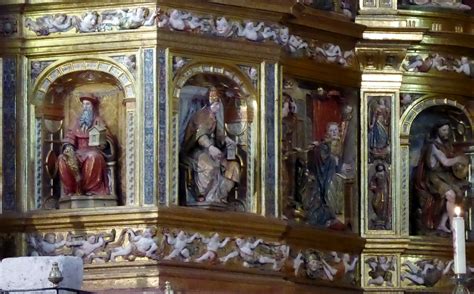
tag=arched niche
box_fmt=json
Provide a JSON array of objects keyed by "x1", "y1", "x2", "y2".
[
  {"x1": 170, "y1": 62, "x2": 258, "y2": 212},
  {"x1": 30, "y1": 58, "x2": 138, "y2": 209},
  {"x1": 400, "y1": 96, "x2": 474, "y2": 236}
]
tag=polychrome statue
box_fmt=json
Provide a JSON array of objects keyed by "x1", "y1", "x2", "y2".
[
  {"x1": 181, "y1": 87, "x2": 240, "y2": 204},
  {"x1": 414, "y1": 121, "x2": 469, "y2": 233},
  {"x1": 58, "y1": 95, "x2": 114, "y2": 197}
]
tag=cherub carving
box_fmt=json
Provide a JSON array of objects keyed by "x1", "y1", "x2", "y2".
[
  {"x1": 220, "y1": 237, "x2": 262, "y2": 265},
  {"x1": 455, "y1": 57, "x2": 473, "y2": 77},
  {"x1": 28, "y1": 233, "x2": 69, "y2": 256},
  {"x1": 173, "y1": 56, "x2": 187, "y2": 71},
  {"x1": 265, "y1": 244, "x2": 290, "y2": 271},
  {"x1": 109, "y1": 227, "x2": 162, "y2": 261},
  {"x1": 288, "y1": 35, "x2": 308, "y2": 53},
  {"x1": 66, "y1": 230, "x2": 115, "y2": 264},
  {"x1": 194, "y1": 233, "x2": 230, "y2": 263},
  {"x1": 156, "y1": 10, "x2": 169, "y2": 28},
  {"x1": 275, "y1": 27, "x2": 290, "y2": 46},
  {"x1": 431, "y1": 53, "x2": 449, "y2": 71},
  {"x1": 261, "y1": 26, "x2": 276, "y2": 40},
  {"x1": 168, "y1": 9, "x2": 192, "y2": 31},
  {"x1": 214, "y1": 17, "x2": 234, "y2": 37},
  {"x1": 101, "y1": 7, "x2": 157, "y2": 30},
  {"x1": 124, "y1": 55, "x2": 136, "y2": 73},
  {"x1": 247, "y1": 67, "x2": 258, "y2": 83},
  {"x1": 312, "y1": 43, "x2": 353, "y2": 66},
  {"x1": 219, "y1": 238, "x2": 286, "y2": 270},
  {"x1": 403, "y1": 55, "x2": 432, "y2": 72},
  {"x1": 236, "y1": 21, "x2": 264, "y2": 41},
  {"x1": 321, "y1": 252, "x2": 359, "y2": 281},
  {"x1": 75, "y1": 11, "x2": 100, "y2": 33},
  {"x1": 186, "y1": 16, "x2": 202, "y2": 30},
  {"x1": 25, "y1": 14, "x2": 75, "y2": 36},
  {"x1": 294, "y1": 251, "x2": 357, "y2": 281},
  {"x1": 401, "y1": 259, "x2": 453, "y2": 287},
  {"x1": 366, "y1": 256, "x2": 396, "y2": 287},
  {"x1": 163, "y1": 231, "x2": 199, "y2": 262}
]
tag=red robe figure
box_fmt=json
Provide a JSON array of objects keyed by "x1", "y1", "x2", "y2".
[{"x1": 58, "y1": 96, "x2": 110, "y2": 196}]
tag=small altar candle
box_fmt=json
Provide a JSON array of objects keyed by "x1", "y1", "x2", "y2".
[{"x1": 453, "y1": 206, "x2": 467, "y2": 274}]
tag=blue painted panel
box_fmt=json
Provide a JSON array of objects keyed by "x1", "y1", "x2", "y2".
[
  {"x1": 2, "y1": 57, "x2": 16, "y2": 211},
  {"x1": 143, "y1": 49, "x2": 155, "y2": 205}
]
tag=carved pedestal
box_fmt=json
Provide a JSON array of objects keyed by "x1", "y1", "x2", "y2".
[
  {"x1": 187, "y1": 201, "x2": 228, "y2": 211},
  {"x1": 59, "y1": 195, "x2": 117, "y2": 209}
]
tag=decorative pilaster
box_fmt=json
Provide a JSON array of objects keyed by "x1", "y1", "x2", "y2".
[
  {"x1": 34, "y1": 118, "x2": 43, "y2": 209},
  {"x1": 261, "y1": 62, "x2": 280, "y2": 217},
  {"x1": 126, "y1": 106, "x2": 136, "y2": 206},
  {"x1": 357, "y1": 46, "x2": 407, "y2": 292},
  {"x1": 2, "y1": 57, "x2": 16, "y2": 212},
  {"x1": 143, "y1": 48, "x2": 156, "y2": 206},
  {"x1": 157, "y1": 49, "x2": 169, "y2": 205}
]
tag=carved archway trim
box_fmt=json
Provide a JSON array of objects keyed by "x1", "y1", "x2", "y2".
[
  {"x1": 31, "y1": 57, "x2": 137, "y2": 105},
  {"x1": 400, "y1": 95, "x2": 473, "y2": 137},
  {"x1": 171, "y1": 61, "x2": 257, "y2": 115}
]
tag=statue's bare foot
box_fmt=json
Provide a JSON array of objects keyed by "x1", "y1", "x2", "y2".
[{"x1": 437, "y1": 225, "x2": 451, "y2": 233}]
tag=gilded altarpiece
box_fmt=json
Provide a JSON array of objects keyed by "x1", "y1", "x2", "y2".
[{"x1": 11, "y1": 0, "x2": 474, "y2": 292}]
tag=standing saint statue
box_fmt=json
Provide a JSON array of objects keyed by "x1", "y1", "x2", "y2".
[
  {"x1": 181, "y1": 87, "x2": 241, "y2": 204},
  {"x1": 58, "y1": 95, "x2": 112, "y2": 196},
  {"x1": 368, "y1": 98, "x2": 390, "y2": 161},
  {"x1": 369, "y1": 163, "x2": 391, "y2": 229},
  {"x1": 415, "y1": 120, "x2": 469, "y2": 233}
]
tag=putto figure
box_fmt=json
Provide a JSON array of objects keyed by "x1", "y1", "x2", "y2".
[
  {"x1": 414, "y1": 120, "x2": 469, "y2": 233},
  {"x1": 58, "y1": 95, "x2": 113, "y2": 197},
  {"x1": 401, "y1": 259, "x2": 453, "y2": 287},
  {"x1": 181, "y1": 87, "x2": 240, "y2": 204},
  {"x1": 194, "y1": 233, "x2": 231, "y2": 263}
]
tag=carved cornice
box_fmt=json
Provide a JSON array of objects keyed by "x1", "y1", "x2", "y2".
[
  {"x1": 356, "y1": 43, "x2": 408, "y2": 71},
  {"x1": 357, "y1": 12, "x2": 474, "y2": 38},
  {"x1": 401, "y1": 73, "x2": 474, "y2": 96},
  {"x1": 282, "y1": 57, "x2": 362, "y2": 88},
  {"x1": 0, "y1": 206, "x2": 364, "y2": 252},
  {"x1": 287, "y1": 8, "x2": 365, "y2": 39}
]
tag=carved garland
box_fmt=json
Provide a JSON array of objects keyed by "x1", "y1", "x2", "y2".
[
  {"x1": 24, "y1": 7, "x2": 356, "y2": 68},
  {"x1": 26, "y1": 228, "x2": 359, "y2": 285},
  {"x1": 402, "y1": 53, "x2": 473, "y2": 78}
]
